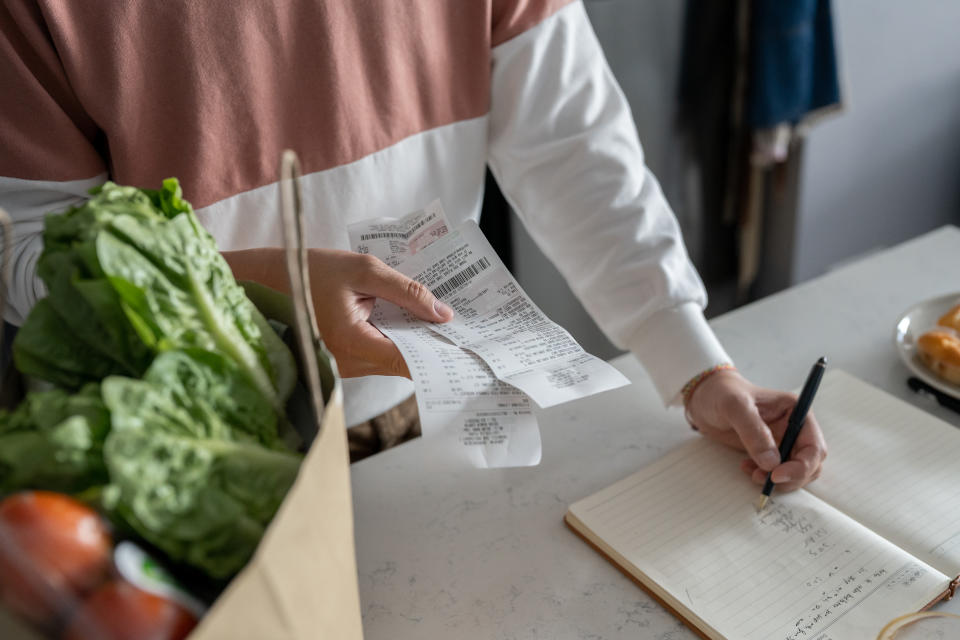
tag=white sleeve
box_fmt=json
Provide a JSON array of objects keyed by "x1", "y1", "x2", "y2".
[
  {"x1": 0, "y1": 175, "x2": 104, "y2": 325},
  {"x1": 487, "y1": 1, "x2": 731, "y2": 404}
]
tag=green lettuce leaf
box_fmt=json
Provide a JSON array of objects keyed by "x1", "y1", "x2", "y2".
[
  {"x1": 102, "y1": 362, "x2": 302, "y2": 579},
  {"x1": 13, "y1": 179, "x2": 296, "y2": 412},
  {"x1": 0, "y1": 384, "x2": 110, "y2": 493},
  {"x1": 13, "y1": 299, "x2": 122, "y2": 388},
  {"x1": 140, "y1": 349, "x2": 283, "y2": 449}
]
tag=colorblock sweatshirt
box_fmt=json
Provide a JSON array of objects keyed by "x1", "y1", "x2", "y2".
[{"x1": 0, "y1": 0, "x2": 731, "y2": 425}]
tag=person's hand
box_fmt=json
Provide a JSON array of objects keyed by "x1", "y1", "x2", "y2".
[
  {"x1": 307, "y1": 250, "x2": 453, "y2": 377},
  {"x1": 222, "y1": 247, "x2": 453, "y2": 378},
  {"x1": 683, "y1": 369, "x2": 827, "y2": 492}
]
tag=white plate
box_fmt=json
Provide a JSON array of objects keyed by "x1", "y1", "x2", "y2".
[{"x1": 894, "y1": 292, "x2": 960, "y2": 399}]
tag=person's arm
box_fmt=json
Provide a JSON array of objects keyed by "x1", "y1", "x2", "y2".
[
  {"x1": 488, "y1": 0, "x2": 727, "y2": 403},
  {"x1": 0, "y1": 2, "x2": 107, "y2": 325},
  {"x1": 487, "y1": 0, "x2": 825, "y2": 488}
]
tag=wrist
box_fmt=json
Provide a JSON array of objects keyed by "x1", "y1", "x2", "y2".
[
  {"x1": 681, "y1": 363, "x2": 737, "y2": 409},
  {"x1": 222, "y1": 247, "x2": 287, "y2": 293}
]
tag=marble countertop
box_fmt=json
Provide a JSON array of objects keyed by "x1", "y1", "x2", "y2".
[{"x1": 351, "y1": 226, "x2": 960, "y2": 639}]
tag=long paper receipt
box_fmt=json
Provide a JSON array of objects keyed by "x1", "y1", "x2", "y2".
[{"x1": 349, "y1": 202, "x2": 629, "y2": 468}]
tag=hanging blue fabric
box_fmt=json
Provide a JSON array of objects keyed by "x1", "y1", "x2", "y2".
[{"x1": 748, "y1": 0, "x2": 841, "y2": 127}]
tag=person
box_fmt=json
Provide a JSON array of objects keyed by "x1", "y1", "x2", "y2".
[{"x1": 0, "y1": 0, "x2": 825, "y2": 488}]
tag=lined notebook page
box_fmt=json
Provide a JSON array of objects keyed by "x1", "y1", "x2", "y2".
[
  {"x1": 807, "y1": 370, "x2": 960, "y2": 578},
  {"x1": 568, "y1": 438, "x2": 948, "y2": 640}
]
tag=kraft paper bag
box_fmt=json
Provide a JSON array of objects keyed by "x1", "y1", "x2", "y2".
[{"x1": 190, "y1": 378, "x2": 363, "y2": 640}]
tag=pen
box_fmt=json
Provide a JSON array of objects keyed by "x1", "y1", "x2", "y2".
[{"x1": 756, "y1": 357, "x2": 827, "y2": 511}]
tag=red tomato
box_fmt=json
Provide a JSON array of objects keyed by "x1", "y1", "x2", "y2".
[
  {"x1": 0, "y1": 491, "x2": 112, "y2": 626},
  {"x1": 61, "y1": 579, "x2": 198, "y2": 640}
]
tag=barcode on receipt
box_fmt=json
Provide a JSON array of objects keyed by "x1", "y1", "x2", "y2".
[
  {"x1": 359, "y1": 212, "x2": 437, "y2": 242},
  {"x1": 430, "y1": 257, "x2": 491, "y2": 299},
  {"x1": 360, "y1": 231, "x2": 405, "y2": 241}
]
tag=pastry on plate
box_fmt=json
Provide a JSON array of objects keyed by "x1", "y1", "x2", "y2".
[
  {"x1": 916, "y1": 329, "x2": 960, "y2": 386},
  {"x1": 937, "y1": 302, "x2": 960, "y2": 332}
]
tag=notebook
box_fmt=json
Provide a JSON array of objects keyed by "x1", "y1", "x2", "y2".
[{"x1": 565, "y1": 370, "x2": 960, "y2": 640}]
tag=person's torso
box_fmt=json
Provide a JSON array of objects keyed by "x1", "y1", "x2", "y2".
[
  {"x1": 23, "y1": 0, "x2": 569, "y2": 425},
  {"x1": 39, "y1": 1, "x2": 498, "y2": 248}
]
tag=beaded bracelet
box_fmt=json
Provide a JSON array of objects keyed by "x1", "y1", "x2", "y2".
[{"x1": 681, "y1": 363, "x2": 736, "y2": 406}]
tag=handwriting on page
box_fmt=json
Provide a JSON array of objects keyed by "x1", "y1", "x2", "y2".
[
  {"x1": 759, "y1": 502, "x2": 832, "y2": 560},
  {"x1": 569, "y1": 440, "x2": 950, "y2": 640},
  {"x1": 789, "y1": 563, "x2": 932, "y2": 640},
  {"x1": 789, "y1": 567, "x2": 890, "y2": 639}
]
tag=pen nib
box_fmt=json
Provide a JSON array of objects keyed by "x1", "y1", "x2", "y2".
[{"x1": 755, "y1": 495, "x2": 769, "y2": 512}]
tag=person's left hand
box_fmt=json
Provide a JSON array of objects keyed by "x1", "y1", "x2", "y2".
[{"x1": 683, "y1": 368, "x2": 827, "y2": 492}]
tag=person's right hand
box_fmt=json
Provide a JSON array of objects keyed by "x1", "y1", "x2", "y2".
[
  {"x1": 684, "y1": 369, "x2": 827, "y2": 492},
  {"x1": 307, "y1": 249, "x2": 453, "y2": 377},
  {"x1": 221, "y1": 247, "x2": 453, "y2": 378}
]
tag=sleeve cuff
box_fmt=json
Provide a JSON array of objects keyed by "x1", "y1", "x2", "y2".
[{"x1": 626, "y1": 302, "x2": 733, "y2": 406}]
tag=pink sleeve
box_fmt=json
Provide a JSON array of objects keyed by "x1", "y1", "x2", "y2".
[{"x1": 491, "y1": 0, "x2": 575, "y2": 47}]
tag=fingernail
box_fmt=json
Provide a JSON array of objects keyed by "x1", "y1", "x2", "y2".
[
  {"x1": 772, "y1": 470, "x2": 792, "y2": 483},
  {"x1": 434, "y1": 300, "x2": 452, "y2": 318},
  {"x1": 757, "y1": 450, "x2": 781, "y2": 470}
]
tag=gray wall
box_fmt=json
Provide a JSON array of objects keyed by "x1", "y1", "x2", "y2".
[{"x1": 793, "y1": 1, "x2": 960, "y2": 280}]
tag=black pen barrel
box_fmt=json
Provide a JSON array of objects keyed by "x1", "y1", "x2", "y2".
[
  {"x1": 778, "y1": 359, "x2": 825, "y2": 458},
  {"x1": 762, "y1": 358, "x2": 827, "y2": 502},
  {"x1": 792, "y1": 358, "x2": 827, "y2": 424}
]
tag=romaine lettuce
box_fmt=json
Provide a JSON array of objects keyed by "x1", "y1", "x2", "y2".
[
  {"x1": 0, "y1": 384, "x2": 110, "y2": 493},
  {"x1": 101, "y1": 351, "x2": 302, "y2": 578},
  {"x1": 14, "y1": 179, "x2": 295, "y2": 411}
]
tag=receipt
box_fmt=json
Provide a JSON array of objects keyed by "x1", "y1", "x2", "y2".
[
  {"x1": 353, "y1": 203, "x2": 540, "y2": 468},
  {"x1": 349, "y1": 202, "x2": 629, "y2": 467},
  {"x1": 353, "y1": 200, "x2": 449, "y2": 269},
  {"x1": 370, "y1": 302, "x2": 541, "y2": 468},
  {"x1": 395, "y1": 221, "x2": 630, "y2": 407}
]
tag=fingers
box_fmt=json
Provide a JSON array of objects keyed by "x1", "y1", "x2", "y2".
[
  {"x1": 354, "y1": 254, "x2": 453, "y2": 323},
  {"x1": 755, "y1": 391, "x2": 795, "y2": 426},
  {"x1": 693, "y1": 422, "x2": 744, "y2": 451},
  {"x1": 769, "y1": 444, "x2": 820, "y2": 488},
  {"x1": 335, "y1": 322, "x2": 411, "y2": 378},
  {"x1": 793, "y1": 411, "x2": 828, "y2": 461},
  {"x1": 772, "y1": 412, "x2": 827, "y2": 490},
  {"x1": 307, "y1": 250, "x2": 445, "y2": 377},
  {"x1": 740, "y1": 413, "x2": 828, "y2": 492},
  {"x1": 747, "y1": 459, "x2": 824, "y2": 492},
  {"x1": 723, "y1": 393, "x2": 781, "y2": 471},
  {"x1": 694, "y1": 377, "x2": 829, "y2": 493}
]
